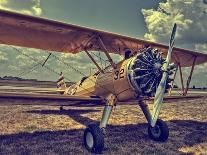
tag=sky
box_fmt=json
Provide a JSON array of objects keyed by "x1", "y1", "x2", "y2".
[{"x1": 0, "y1": 0, "x2": 206, "y2": 87}]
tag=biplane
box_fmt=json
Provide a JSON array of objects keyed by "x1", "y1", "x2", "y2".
[{"x1": 0, "y1": 10, "x2": 206, "y2": 153}]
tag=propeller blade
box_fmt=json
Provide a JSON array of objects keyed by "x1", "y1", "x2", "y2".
[{"x1": 150, "y1": 23, "x2": 177, "y2": 127}]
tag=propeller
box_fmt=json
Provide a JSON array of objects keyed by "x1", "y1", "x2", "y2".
[{"x1": 150, "y1": 23, "x2": 177, "y2": 127}]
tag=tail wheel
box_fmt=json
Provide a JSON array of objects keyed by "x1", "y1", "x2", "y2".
[
  {"x1": 59, "y1": 106, "x2": 64, "y2": 111},
  {"x1": 83, "y1": 124, "x2": 104, "y2": 153},
  {"x1": 148, "y1": 119, "x2": 169, "y2": 142}
]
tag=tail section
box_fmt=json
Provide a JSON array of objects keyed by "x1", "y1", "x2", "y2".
[{"x1": 57, "y1": 72, "x2": 67, "y2": 94}]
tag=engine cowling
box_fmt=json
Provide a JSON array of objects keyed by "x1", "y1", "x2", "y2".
[{"x1": 127, "y1": 48, "x2": 174, "y2": 97}]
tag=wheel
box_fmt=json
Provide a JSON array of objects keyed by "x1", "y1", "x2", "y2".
[
  {"x1": 83, "y1": 124, "x2": 104, "y2": 153},
  {"x1": 148, "y1": 119, "x2": 169, "y2": 142}
]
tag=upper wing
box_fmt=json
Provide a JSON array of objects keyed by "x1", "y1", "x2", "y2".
[{"x1": 0, "y1": 9, "x2": 206, "y2": 67}]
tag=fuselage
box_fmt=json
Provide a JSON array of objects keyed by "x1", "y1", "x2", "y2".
[
  {"x1": 68, "y1": 57, "x2": 137, "y2": 101},
  {"x1": 66, "y1": 48, "x2": 166, "y2": 102}
]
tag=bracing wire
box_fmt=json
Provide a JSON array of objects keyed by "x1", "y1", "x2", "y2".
[
  {"x1": 0, "y1": 34, "x2": 115, "y2": 94},
  {"x1": 18, "y1": 63, "x2": 41, "y2": 77},
  {"x1": 90, "y1": 51, "x2": 108, "y2": 64},
  {"x1": 98, "y1": 51, "x2": 103, "y2": 69},
  {"x1": 50, "y1": 53, "x2": 115, "y2": 94},
  {"x1": 1, "y1": 44, "x2": 99, "y2": 94},
  {"x1": 1, "y1": 43, "x2": 114, "y2": 102}
]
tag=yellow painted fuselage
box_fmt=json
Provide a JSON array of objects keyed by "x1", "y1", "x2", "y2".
[{"x1": 67, "y1": 56, "x2": 138, "y2": 102}]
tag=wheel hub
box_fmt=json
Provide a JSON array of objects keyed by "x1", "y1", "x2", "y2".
[
  {"x1": 151, "y1": 125, "x2": 161, "y2": 138},
  {"x1": 86, "y1": 132, "x2": 94, "y2": 148}
]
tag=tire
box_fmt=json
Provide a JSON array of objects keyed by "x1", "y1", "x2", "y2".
[
  {"x1": 83, "y1": 124, "x2": 104, "y2": 153},
  {"x1": 148, "y1": 119, "x2": 169, "y2": 142}
]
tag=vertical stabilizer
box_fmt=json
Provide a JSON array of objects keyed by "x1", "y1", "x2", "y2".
[{"x1": 57, "y1": 72, "x2": 67, "y2": 94}]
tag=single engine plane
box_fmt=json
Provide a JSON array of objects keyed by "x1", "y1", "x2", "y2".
[{"x1": 0, "y1": 10, "x2": 206, "y2": 153}]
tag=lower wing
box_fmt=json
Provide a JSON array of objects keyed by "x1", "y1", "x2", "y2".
[{"x1": 0, "y1": 92, "x2": 103, "y2": 106}]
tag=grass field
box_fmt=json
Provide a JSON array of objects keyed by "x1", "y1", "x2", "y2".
[{"x1": 0, "y1": 96, "x2": 206, "y2": 154}]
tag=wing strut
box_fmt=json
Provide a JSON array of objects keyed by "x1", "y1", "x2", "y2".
[
  {"x1": 178, "y1": 63, "x2": 185, "y2": 95},
  {"x1": 168, "y1": 65, "x2": 178, "y2": 96},
  {"x1": 171, "y1": 56, "x2": 197, "y2": 96},
  {"x1": 84, "y1": 49, "x2": 104, "y2": 73},
  {"x1": 184, "y1": 56, "x2": 197, "y2": 95},
  {"x1": 42, "y1": 53, "x2": 52, "y2": 67},
  {"x1": 98, "y1": 36, "x2": 117, "y2": 69}
]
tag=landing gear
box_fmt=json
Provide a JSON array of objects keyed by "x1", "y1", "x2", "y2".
[
  {"x1": 138, "y1": 99, "x2": 169, "y2": 142},
  {"x1": 83, "y1": 124, "x2": 104, "y2": 153},
  {"x1": 59, "y1": 106, "x2": 64, "y2": 111},
  {"x1": 83, "y1": 104, "x2": 113, "y2": 153},
  {"x1": 148, "y1": 119, "x2": 169, "y2": 142}
]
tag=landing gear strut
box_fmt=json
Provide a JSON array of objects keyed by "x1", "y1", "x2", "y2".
[{"x1": 138, "y1": 99, "x2": 169, "y2": 142}]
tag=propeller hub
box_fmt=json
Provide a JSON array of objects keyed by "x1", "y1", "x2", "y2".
[
  {"x1": 154, "y1": 62, "x2": 162, "y2": 69},
  {"x1": 153, "y1": 62, "x2": 162, "y2": 76}
]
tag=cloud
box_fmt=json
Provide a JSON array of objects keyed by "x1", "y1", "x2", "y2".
[
  {"x1": 0, "y1": 0, "x2": 42, "y2": 16},
  {"x1": 142, "y1": 0, "x2": 207, "y2": 47},
  {"x1": 195, "y1": 43, "x2": 207, "y2": 52},
  {"x1": 0, "y1": 51, "x2": 8, "y2": 61},
  {"x1": 31, "y1": 0, "x2": 42, "y2": 16},
  {"x1": 194, "y1": 43, "x2": 207, "y2": 70},
  {"x1": 142, "y1": 0, "x2": 207, "y2": 87}
]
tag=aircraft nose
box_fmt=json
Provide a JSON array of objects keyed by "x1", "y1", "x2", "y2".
[{"x1": 127, "y1": 48, "x2": 173, "y2": 97}]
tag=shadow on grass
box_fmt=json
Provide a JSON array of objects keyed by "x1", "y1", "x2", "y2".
[
  {"x1": 0, "y1": 108, "x2": 206, "y2": 154},
  {"x1": 27, "y1": 109, "x2": 100, "y2": 126}
]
